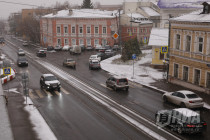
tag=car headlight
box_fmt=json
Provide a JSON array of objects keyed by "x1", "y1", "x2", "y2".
[{"x1": 19, "y1": 63, "x2": 21, "y2": 64}]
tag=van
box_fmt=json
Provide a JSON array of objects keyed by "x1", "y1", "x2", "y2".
[{"x1": 69, "y1": 45, "x2": 81, "y2": 54}]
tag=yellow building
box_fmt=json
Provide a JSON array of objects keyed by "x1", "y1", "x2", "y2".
[
  {"x1": 168, "y1": 2, "x2": 210, "y2": 94},
  {"x1": 148, "y1": 28, "x2": 168, "y2": 67}
]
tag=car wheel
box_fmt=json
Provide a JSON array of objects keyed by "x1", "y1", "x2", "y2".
[
  {"x1": 180, "y1": 102, "x2": 186, "y2": 108},
  {"x1": 125, "y1": 87, "x2": 129, "y2": 91},
  {"x1": 177, "y1": 126, "x2": 183, "y2": 134},
  {"x1": 106, "y1": 82, "x2": 109, "y2": 87},
  {"x1": 163, "y1": 96, "x2": 168, "y2": 103},
  {"x1": 58, "y1": 88, "x2": 60, "y2": 92},
  {"x1": 74, "y1": 66, "x2": 76, "y2": 69}
]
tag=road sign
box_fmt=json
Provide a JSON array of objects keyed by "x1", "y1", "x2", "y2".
[
  {"x1": 113, "y1": 32, "x2": 119, "y2": 39},
  {"x1": 132, "y1": 54, "x2": 136, "y2": 59},
  {"x1": 3, "y1": 67, "x2": 11, "y2": 75},
  {"x1": 161, "y1": 46, "x2": 168, "y2": 53}
]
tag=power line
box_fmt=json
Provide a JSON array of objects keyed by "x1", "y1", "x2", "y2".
[{"x1": 0, "y1": 0, "x2": 39, "y2": 7}]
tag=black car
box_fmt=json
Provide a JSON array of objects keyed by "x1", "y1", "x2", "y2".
[
  {"x1": 47, "y1": 46, "x2": 54, "y2": 51},
  {"x1": 37, "y1": 50, "x2": 46, "y2": 57},
  {"x1": 86, "y1": 45, "x2": 94, "y2": 51},
  {"x1": 40, "y1": 74, "x2": 61, "y2": 91},
  {"x1": 155, "y1": 108, "x2": 207, "y2": 134},
  {"x1": 0, "y1": 37, "x2": 5, "y2": 44},
  {"x1": 96, "y1": 52, "x2": 106, "y2": 60},
  {"x1": 17, "y1": 57, "x2": 28, "y2": 67}
]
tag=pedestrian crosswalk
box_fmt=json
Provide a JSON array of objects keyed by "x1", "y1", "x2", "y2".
[{"x1": 28, "y1": 88, "x2": 70, "y2": 99}]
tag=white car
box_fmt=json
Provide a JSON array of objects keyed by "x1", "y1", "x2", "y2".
[
  {"x1": 22, "y1": 41, "x2": 29, "y2": 46},
  {"x1": 162, "y1": 90, "x2": 204, "y2": 108},
  {"x1": 89, "y1": 55, "x2": 101, "y2": 62},
  {"x1": 62, "y1": 45, "x2": 70, "y2": 51},
  {"x1": 95, "y1": 44, "x2": 102, "y2": 50}
]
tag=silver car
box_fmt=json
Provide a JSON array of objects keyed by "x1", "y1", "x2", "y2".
[{"x1": 162, "y1": 90, "x2": 204, "y2": 108}]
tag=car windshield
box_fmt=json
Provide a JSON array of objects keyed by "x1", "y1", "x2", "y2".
[
  {"x1": 186, "y1": 94, "x2": 199, "y2": 99},
  {"x1": 19, "y1": 50, "x2": 24, "y2": 52},
  {"x1": 39, "y1": 50, "x2": 45, "y2": 53},
  {"x1": 67, "y1": 59, "x2": 74, "y2": 62},
  {"x1": 92, "y1": 61, "x2": 99, "y2": 64},
  {"x1": 91, "y1": 56, "x2": 96, "y2": 58},
  {"x1": 45, "y1": 76, "x2": 57, "y2": 81},
  {"x1": 118, "y1": 79, "x2": 127, "y2": 82},
  {"x1": 18, "y1": 57, "x2": 27, "y2": 61}
]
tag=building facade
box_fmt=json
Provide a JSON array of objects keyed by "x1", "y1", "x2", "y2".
[
  {"x1": 168, "y1": 2, "x2": 210, "y2": 94},
  {"x1": 40, "y1": 9, "x2": 118, "y2": 47}
]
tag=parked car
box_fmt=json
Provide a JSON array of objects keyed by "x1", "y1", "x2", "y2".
[
  {"x1": 104, "y1": 45, "x2": 111, "y2": 50},
  {"x1": 155, "y1": 108, "x2": 207, "y2": 134},
  {"x1": 86, "y1": 45, "x2": 94, "y2": 51},
  {"x1": 54, "y1": 45, "x2": 62, "y2": 51},
  {"x1": 89, "y1": 55, "x2": 101, "y2": 62},
  {"x1": 63, "y1": 58, "x2": 76, "y2": 69},
  {"x1": 106, "y1": 76, "x2": 129, "y2": 91},
  {"x1": 37, "y1": 50, "x2": 46, "y2": 57},
  {"x1": 69, "y1": 45, "x2": 81, "y2": 54},
  {"x1": 0, "y1": 36, "x2": 5, "y2": 44},
  {"x1": 17, "y1": 49, "x2": 25, "y2": 56},
  {"x1": 22, "y1": 41, "x2": 29, "y2": 46},
  {"x1": 98, "y1": 47, "x2": 106, "y2": 53},
  {"x1": 17, "y1": 57, "x2": 28, "y2": 67},
  {"x1": 113, "y1": 45, "x2": 120, "y2": 51},
  {"x1": 162, "y1": 90, "x2": 204, "y2": 108},
  {"x1": 80, "y1": 44, "x2": 86, "y2": 52},
  {"x1": 105, "y1": 49, "x2": 116, "y2": 57},
  {"x1": 47, "y1": 46, "x2": 54, "y2": 51},
  {"x1": 62, "y1": 45, "x2": 70, "y2": 51},
  {"x1": 96, "y1": 52, "x2": 106, "y2": 60},
  {"x1": 40, "y1": 74, "x2": 61, "y2": 91},
  {"x1": 95, "y1": 44, "x2": 102, "y2": 51},
  {"x1": 89, "y1": 60, "x2": 101, "y2": 70}
]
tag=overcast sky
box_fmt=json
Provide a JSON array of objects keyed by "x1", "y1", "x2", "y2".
[{"x1": 0, "y1": 0, "x2": 142, "y2": 19}]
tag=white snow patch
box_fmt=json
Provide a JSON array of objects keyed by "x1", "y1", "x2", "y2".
[
  {"x1": 101, "y1": 50, "x2": 163, "y2": 85},
  {"x1": 24, "y1": 99, "x2": 57, "y2": 140},
  {"x1": 204, "y1": 103, "x2": 210, "y2": 110}
]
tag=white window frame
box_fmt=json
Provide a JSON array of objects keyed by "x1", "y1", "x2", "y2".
[
  {"x1": 185, "y1": 35, "x2": 191, "y2": 52},
  {"x1": 182, "y1": 65, "x2": 189, "y2": 81},
  {"x1": 173, "y1": 63, "x2": 179, "y2": 78},
  {"x1": 79, "y1": 39, "x2": 84, "y2": 45},
  {"x1": 64, "y1": 38, "x2": 68, "y2": 45},
  {"x1": 57, "y1": 38, "x2": 61, "y2": 45},
  {"x1": 56, "y1": 25, "x2": 61, "y2": 34},
  {"x1": 127, "y1": 29, "x2": 130, "y2": 33},
  {"x1": 193, "y1": 68, "x2": 201, "y2": 85},
  {"x1": 94, "y1": 39, "x2": 99, "y2": 46},
  {"x1": 95, "y1": 26, "x2": 99, "y2": 34},
  {"x1": 71, "y1": 26, "x2": 76, "y2": 34},
  {"x1": 198, "y1": 37, "x2": 204, "y2": 53},
  {"x1": 86, "y1": 26, "x2": 91, "y2": 34},
  {"x1": 87, "y1": 39, "x2": 91, "y2": 45},
  {"x1": 64, "y1": 26, "x2": 68, "y2": 34},
  {"x1": 71, "y1": 39, "x2": 76, "y2": 45},
  {"x1": 79, "y1": 26, "x2": 83, "y2": 34},
  {"x1": 102, "y1": 26, "x2": 107, "y2": 34},
  {"x1": 175, "y1": 34, "x2": 181, "y2": 50},
  {"x1": 205, "y1": 71, "x2": 210, "y2": 88}
]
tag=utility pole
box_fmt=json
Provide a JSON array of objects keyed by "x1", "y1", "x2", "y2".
[
  {"x1": 118, "y1": 8, "x2": 122, "y2": 54},
  {"x1": 22, "y1": 73, "x2": 29, "y2": 104}
]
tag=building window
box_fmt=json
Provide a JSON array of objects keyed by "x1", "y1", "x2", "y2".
[
  {"x1": 79, "y1": 39, "x2": 84, "y2": 45},
  {"x1": 198, "y1": 37, "x2": 203, "y2": 53},
  {"x1": 183, "y1": 66, "x2": 189, "y2": 81},
  {"x1": 185, "y1": 35, "x2": 191, "y2": 52},
  {"x1": 94, "y1": 39, "x2": 99, "y2": 46},
  {"x1": 95, "y1": 27, "x2": 99, "y2": 34},
  {"x1": 103, "y1": 27, "x2": 107, "y2": 34},
  {"x1": 134, "y1": 28, "x2": 137, "y2": 33},
  {"x1": 174, "y1": 63, "x2": 179, "y2": 78},
  {"x1": 57, "y1": 26, "x2": 61, "y2": 34},
  {"x1": 194, "y1": 69, "x2": 200, "y2": 85},
  {"x1": 206, "y1": 72, "x2": 210, "y2": 88},
  {"x1": 64, "y1": 26, "x2": 68, "y2": 34},
  {"x1": 87, "y1": 39, "x2": 91, "y2": 45},
  {"x1": 57, "y1": 38, "x2": 61, "y2": 45},
  {"x1": 159, "y1": 52, "x2": 164, "y2": 60},
  {"x1": 72, "y1": 39, "x2": 76, "y2": 45},
  {"x1": 79, "y1": 26, "x2": 83, "y2": 34},
  {"x1": 87, "y1": 26, "x2": 91, "y2": 34},
  {"x1": 64, "y1": 38, "x2": 68, "y2": 45},
  {"x1": 141, "y1": 29, "x2": 143, "y2": 33},
  {"x1": 72, "y1": 26, "x2": 75, "y2": 34},
  {"x1": 127, "y1": 29, "x2": 130, "y2": 33},
  {"x1": 176, "y1": 34, "x2": 180, "y2": 50}
]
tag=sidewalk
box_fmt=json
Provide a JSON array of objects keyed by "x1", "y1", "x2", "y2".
[{"x1": 0, "y1": 84, "x2": 14, "y2": 140}]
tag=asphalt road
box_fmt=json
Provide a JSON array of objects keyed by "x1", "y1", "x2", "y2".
[{"x1": 2, "y1": 36, "x2": 210, "y2": 140}]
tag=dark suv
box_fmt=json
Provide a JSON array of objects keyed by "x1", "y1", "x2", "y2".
[
  {"x1": 155, "y1": 108, "x2": 207, "y2": 134},
  {"x1": 40, "y1": 74, "x2": 61, "y2": 91},
  {"x1": 106, "y1": 76, "x2": 129, "y2": 91}
]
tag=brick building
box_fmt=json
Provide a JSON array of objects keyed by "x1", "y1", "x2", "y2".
[
  {"x1": 40, "y1": 9, "x2": 118, "y2": 47},
  {"x1": 168, "y1": 2, "x2": 210, "y2": 94}
]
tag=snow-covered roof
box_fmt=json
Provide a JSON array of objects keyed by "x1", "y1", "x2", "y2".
[
  {"x1": 141, "y1": 7, "x2": 160, "y2": 16},
  {"x1": 148, "y1": 28, "x2": 169, "y2": 46},
  {"x1": 170, "y1": 9, "x2": 210, "y2": 22},
  {"x1": 157, "y1": 0, "x2": 208, "y2": 8},
  {"x1": 127, "y1": 13, "x2": 145, "y2": 18},
  {"x1": 43, "y1": 9, "x2": 117, "y2": 19}
]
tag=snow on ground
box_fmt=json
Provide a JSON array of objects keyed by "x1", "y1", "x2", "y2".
[
  {"x1": 24, "y1": 99, "x2": 57, "y2": 140},
  {"x1": 101, "y1": 50, "x2": 163, "y2": 86}
]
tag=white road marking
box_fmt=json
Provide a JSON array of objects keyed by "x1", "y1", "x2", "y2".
[
  {"x1": 54, "y1": 91, "x2": 60, "y2": 96},
  {"x1": 3, "y1": 88, "x2": 20, "y2": 93},
  {"x1": 35, "y1": 90, "x2": 44, "y2": 98},
  {"x1": 61, "y1": 88, "x2": 69, "y2": 94},
  {"x1": 43, "y1": 90, "x2": 52, "y2": 96}
]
